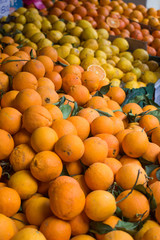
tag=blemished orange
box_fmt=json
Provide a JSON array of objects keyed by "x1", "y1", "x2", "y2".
[
  {"x1": 25, "y1": 197, "x2": 52, "y2": 226},
  {"x1": 12, "y1": 72, "x2": 38, "y2": 91},
  {"x1": 151, "y1": 126, "x2": 160, "y2": 146},
  {"x1": 142, "y1": 226, "x2": 160, "y2": 240},
  {"x1": 90, "y1": 116, "x2": 114, "y2": 135},
  {"x1": 77, "y1": 107, "x2": 100, "y2": 124},
  {"x1": 55, "y1": 134, "x2": 84, "y2": 162},
  {"x1": 13, "y1": 50, "x2": 30, "y2": 62},
  {"x1": 96, "y1": 133, "x2": 120, "y2": 158},
  {"x1": 86, "y1": 96, "x2": 108, "y2": 109},
  {"x1": 44, "y1": 104, "x2": 63, "y2": 121},
  {"x1": 51, "y1": 119, "x2": 77, "y2": 138},
  {"x1": 9, "y1": 143, "x2": 35, "y2": 171},
  {"x1": 0, "y1": 107, "x2": 22, "y2": 135},
  {"x1": 13, "y1": 129, "x2": 31, "y2": 146},
  {"x1": 0, "y1": 213, "x2": 18, "y2": 240},
  {"x1": 103, "y1": 158, "x2": 122, "y2": 175},
  {"x1": 31, "y1": 127, "x2": 58, "y2": 152},
  {"x1": 10, "y1": 227, "x2": 47, "y2": 240},
  {"x1": 67, "y1": 85, "x2": 91, "y2": 106},
  {"x1": 68, "y1": 116, "x2": 90, "y2": 140},
  {"x1": 49, "y1": 176, "x2": 85, "y2": 220},
  {"x1": 62, "y1": 73, "x2": 82, "y2": 93},
  {"x1": 0, "y1": 90, "x2": 19, "y2": 108},
  {"x1": 69, "y1": 212, "x2": 89, "y2": 236},
  {"x1": 84, "y1": 162, "x2": 114, "y2": 190},
  {"x1": 106, "y1": 86, "x2": 126, "y2": 105},
  {"x1": 0, "y1": 187, "x2": 21, "y2": 217},
  {"x1": 66, "y1": 161, "x2": 83, "y2": 176},
  {"x1": 142, "y1": 142, "x2": 160, "y2": 163},
  {"x1": 81, "y1": 137, "x2": 108, "y2": 166},
  {"x1": 36, "y1": 86, "x2": 59, "y2": 105},
  {"x1": 8, "y1": 170, "x2": 38, "y2": 200},
  {"x1": 139, "y1": 114, "x2": 159, "y2": 135},
  {"x1": 40, "y1": 216, "x2": 71, "y2": 240},
  {"x1": 14, "y1": 89, "x2": 42, "y2": 113},
  {"x1": 116, "y1": 190, "x2": 150, "y2": 222},
  {"x1": 0, "y1": 129, "x2": 14, "y2": 160},
  {"x1": 30, "y1": 151, "x2": 63, "y2": 182},
  {"x1": 115, "y1": 163, "x2": 147, "y2": 190},
  {"x1": 22, "y1": 105, "x2": 52, "y2": 133},
  {"x1": 45, "y1": 71, "x2": 62, "y2": 91},
  {"x1": 122, "y1": 130, "x2": 149, "y2": 158},
  {"x1": 84, "y1": 190, "x2": 116, "y2": 221}
]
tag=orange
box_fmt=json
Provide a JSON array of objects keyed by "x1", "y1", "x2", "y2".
[
  {"x1": 115, "y1": 129, "x2": 132, "y2": 154},
  {"x1": 116, "y1": 190, "x2": 150, "y2": 222},
  {"x1": 37, "y1": 77, "x2": 55, "y2": 89},
  {"x1": 13, "y1": 129, "x2": 30, "y2": 146},
  {"x1": 44, "y1": 104, "x2": 63, "y2": 121},
  {"x1": 1, "y1": 36, "x2": 14, "y2": 44},
  {"x1": 90, "y1": 116, "x2": 114, "y2": 135},
  {"x1": 139, "y1": 114, "x2": 159, "y2": 135},
  {"x1": 30, "y1": 126, "x2": 58, "y2": 152},
  {"x1": 58, "y1": 93, "x2": 75, "y2": 110},
  {"x1": 151, "y1": 126, "x2": 160, "y2": 146},
  {"x1": 66, "y1": 161, "x2": 83, "y2": 176},
  {"x1": 55, "y1": 134, "x2": 84, "y2": 162},
  {"x1": 61, "y1": 65, "x2": 81, "y2": 78},
  {"x1": 0, "y1": 187, "x2": 21, "y2": 217},
  {"x1": 51, "y1": 119, "x2": 77, "y2": 138},
  {"x1": 71, "y1": 235, "x2": 96, "y2": 240},
  {"x1": 96, "y1": 133, "x2": 120, "y2": 158},
  {"x1": 9, "y1": 143, "x2": 35, "y2": 171},
  {"x1": 72, "y1": 174, "x2": 90, "y2": 196},
  {"x1": 37, "y1": 55, "x2": 54, "y2": 73},
  {"x1": 62, "y1": 73, "x2": 81, "y2": 93},
  {"x1": 142, "y1": 142, "x2": 160, "y2": 163},
  {"x1": 38, "y1": 46, "x2": 58, "y2": 62},
  {"x1": 119, "y1": 155, "x2": 142, "y2": 167},
  {"x1": 1, "y1": 56, "x2": 24, "y2": 76},
  {"x1": 81, "y1": 137, "x2": 108, "y2": 166},
  {"x1": 0, "y1": 129, "x2": 14, "y2": 160},
  {"x1": 122, "y1": 103, "x2": 143, "y2": 115},
  {"x1": 142, "y1": 227, "x2": 160, "y2": 240},
  {"x1": 36, "y1": 86, "x2": 59, "y2": 105},
  {"x1": 8, "y1": 170, "x2": 38, "y2": 200},
  {"x1": 97, "y1": 230, "x2": 134, "y2": 240},
  {"x1": 30, "y1": 151, "x2": 62, "y2": 182},
  {"x1": 110, "y1": 116, "x2": 124, "y2": 135},
  {"x1": 81, "y1": 70, "x2": 100, "y2": 92},
  {"x1": 122, "y1": 130, "x2": 149, "y2": 158},
  {"x1": 23, "y1": 59, "x2": 45, "y2": 79},
  {"x1": 14, "y1": 89, "x2": 42, "y2": 113},
  {"x1": 103, "y1": 157, "x2": 122, "y2": 175},
  {"x1": 77, "y1": 107, "x2": 100, "y2": 124},
  {"x1": 86, "y1": 96, "x2": 108, "y2": 109},
  {"x1": 0, "y1": 71, "x2": 9, "y2": 92},
  {"x1": 40, "y1": 216, "x2": 71, "y2": 240},
  {"x1": 84, "y1": 190, "x2": 116, "y2": 221},
  {"x1": 22, "y1": 193, "x2": 43, "y2": 213},
  {"x1": 68, "y1": 116, "x2": 90, "y2": 140},
  {"x1": 84, "y1": 162, "x2": 114, "y2": 190},
  {"x1": 68, "y1": 85, "x2": 90, "y2": 106},
  {"x1": 12, "y1": 72, "x2": 38, "y2": 91},
  {"x1": 149, "y1": 181, "x2": 160, "y2": 205},
  {"x1": 22, "y1": 105, "x2": 52, "y2": 133},
  {"x1": 0, "y1": 107, "x2": 22, "y2": 135},
  {"x1": 60, "y1": 11, "x2": 74, "y2": 21},
  {"x1": 25, "y1": 197, "x2": 52, "y2": 226},
  {"x1": 0, "y1": 213, "x2": 18, "y2": 240},
  {"x1": 148, "y1": 167, "x2": 160, "y2": 185},
  {"x1": 3, "y1": 44, "x2": 19, "y2": 56},
  {"x1": 155, "y1": 203, "x2": 160, "y2": 224},
  {"x1": 10, "y1": 227, "x2": 46, "y2": 240},
  {"x1": 45, "y1": 71, "x2": 62, "y2": 91},
  {"x1": 20, "y1": 46, "x2": 37, "y2": 58},
  {"x1": 107, "y1": 100, "x2": 121, "y2": 111},
  {"x1": 87, "y1": 64, "x2": 106, "y2": 81},
  {"x1": 12, "y1": 212, "x2": 28, "y2": 230},
  {"x1": 13, "y1": 50, "x2": 30, "y2": 62},
  {"x1": 49, "y1": 176, "x2": 85, "y2": 220},
  {"x1": 106, "y1": 86, "x2": 126, "y2": 105},
  {"x1": 0, "y1": 90, "x2": 19, "y2": 108},
  {"x1": 69, "y1": 212, "x2": 89, "y2": 236},
  {"x1": 115, "y1": 163, "x2": 147, "y2": 190}
]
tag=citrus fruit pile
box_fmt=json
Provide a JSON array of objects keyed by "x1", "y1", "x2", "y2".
[{"x1": 0, "y1": 36, "x2": 160, "y2": 240}]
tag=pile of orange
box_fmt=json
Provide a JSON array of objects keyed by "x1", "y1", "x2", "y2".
[{"x1": 0, "y1": 35, "x2": 160, "y2": 240}]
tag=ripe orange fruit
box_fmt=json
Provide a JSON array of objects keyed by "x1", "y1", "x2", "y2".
[
  {"x1": 13, "y1": 129, "x2": 30, "y2": 146},
  {"x1": 31, "y1": 127, "x2": 58, "y2": 152},
  {"x1": 151, "y1": 126, "x2": 160, "y2": 146},
  {"x1": 84, "y1": 190, "x2": 116, "y2": 221},
  {"x1": 40, "y1": 216, "x2": 71, "y2": 240},
  {"x1": 142, "y1": 226, "x2": 160, "y2": 240},
  {"x1": 148, "y1": 167, "x2": 160, "y2": 185},
  {"x1": 12, "y1": 72, "x2": 38, "y2": 91},
  {"x1": 81, "y1": 137, "x2": 108, "y2": 166},
  {"x1": 22, "y1": 105, "x2": 52, "y2": 133},
  {"x1": 116, "y1": 190, "x2": 150, "y2": 222},
  {"x1": 106, "y1": 86, "x2": 126, "y2": 105},
  {"x1": 51, "y1": 119, "x2": 77, "y2": 138},
  {"x1": 0, "y1": 129, "x2": 14, "y2": 160},
  {"x1": 49, "y1": 176, "x2": 85, "y2": 220},
  {"x1": 84, "y1": 162, "x2": 114, "y2": 190},
  {"x1": 44, "y1": 104, "x2": 63, "y2": 121},
  {"x1": 97, "y1": 230, "x2": 134, "y2": 240},
  {"x1": 20, "y1": 46, "x2": 37, "y2": 58},
  {"x1": 37, "y1": 86, "x2": 59, "y2": 105},
  {"x1": 23, "y1": 59, "x2": 45, "y2": 79},
  {"x1": 1, "y1": 56, "x2": 24, "y2": 76},
  {"x1": 68, "y1": 116, "x2": 90, "y2": 140},
  {"x1": 110, "y1": 116, "x2": 124, "y2": 135},
  {"x1": 103, "y1": 157, "x2": 122, "y2": 175},
  {"x1": 155, "y1": 203, "x2": 160, "y2": 224},
  {"x1": 77, "y1": 107, "x2": 100, "y2": 124},
  {"x1": 68, "y1": 85, "x2": 90, "y2": 106},
  {"x1": 149, "y1": 181, "x2": 160, "y2": 205},
  {"x1": 81, "y1": 70, "x2": 100, "y2": 92},
  {"x1": 115, "y1": 129, "x2": 132, "y2": 154},
  {"x1": 8, "y1": 170, "x2": 38, "y2": 200},
  {"x1": 115, "y1": 163, "x2": 147, "y2": 190},
  {"x1": 122, "y1": 103, "x2": 143, "y2": 115},
  {"x1": 139, "y1": 114, "x2": 159, "y2": 135},
  {"x1": 122, "y1": 130, "x2": 149, "y2": 158},
  {"x1": 0, "y1": 213, "x2": 18, "y2": 240},
  {"x1": 37, "y1": 77, "x2": 55, "y2": 89},
  {"x1": 70, "y1": 235, "x2": 96, "y2": 240},
  {"x1": 10, "y1": 227, "x2": 46, "y2": 240},
  {"x1": 62, "y1": 73, "x2": 82, "y2": 93},
  {"x1": 9, "y1": 143, "x2": 35, "y2": 171},
  {"x1": 45, "y1": 71, "x2": 62, "y2": 91},
  {"x1": 37, "y1": 55, "x2": 54, "y2": 73},
  {"x1": 55, "y1": 134, "x2": 84, "y2": 162},
  {"x1": 119, "y1": 155, "x2": 142, "y2": 167},
  {"x1": 12, "y1": 212, "x2": 28, "y2": 230},
  {"x1": 142, "y1": 142, "x2": 160, "y2": 163},
  {"x1": 86, "y1": 96, "x2": 108, "y2": 109},
  {"x1": 90, "y1": 116, "x2": 114, "y2": 135},
  {"x1": 0, "y1": 71, "x2": 9, "y2": 92},
  {"x1": 66, "y1": 161, "x2": 83, "y2": 176},
  {"x1": 38, "y1": 46, "x2": 58, "y2": 62},
  {"x1": 69, "y1": 212, "x2": 89, "y2": 236},
  {"x1": 0, "y1": 187, "x2": 21, "y2": 217},
  {"x1": 72, "y1": 174, "x2": 90, "y2": 196}
]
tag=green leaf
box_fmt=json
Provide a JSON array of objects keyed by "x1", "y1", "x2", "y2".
[
  {"x1": 59, "y1": 96, "x2": 66, "y2": 105},
  {"x1": 156, "y1": 169, "x2": 160, "y2": 180},
  {"x1": 55, "y1": 61, "x2": 68, "y2": 67},
  {"x1": 115, "y1": 207, "x2": 123, "y2": 219},
  {"x1": 92, "y1": 91, "x2": 104, "y2": 97},
  {"x1": 139, "y1": 157, "x2": 154, "y2": 167},
  {"x1": 59, "y1": 104, "x2": 72, "y2": 119},
  {"x1": 145, "y1": 165, "x2": 159, "y2": 176},
  {"x1": 30, "y1": 49, "x2": 35, "y2": 59},
  {"x1": 60, "y1": 165, "x2": 69, "y2": 176},
  {"x1": 89, "y1": 221, "x2": 113, "y2": 234},
  {"x1": 71, "y1": 101, "x2": 79, "y2": 116},
  {"x1": 150, "y1": 194, "x2": 157, "y2": 210},
  {"x1": 115, "y1": 220, "x2": 139, "y2": 235},
  {"x1": 147, "y1": 110, "x2": 160, "y2": 121},
  {"x1": 99, "y1": 83, "x2": 111, "y2": 95},
  {"x1": 134, "y1": 184, "x2": 147, "y2": 195},
  {"x1": 129, "y1": 95, "x2": 146, "y2": 104}
]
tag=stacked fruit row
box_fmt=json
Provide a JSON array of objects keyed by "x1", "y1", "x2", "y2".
[{"x1": 0, "y1": 32, "x2": 160, "y2": 239}]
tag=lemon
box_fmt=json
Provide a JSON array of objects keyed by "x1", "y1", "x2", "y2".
[
  {"x1": 10, "y1": 22, "x2": 15, "y2": 28},
  {"x1": 81, "y1": 27, "x2": 98, "y2": 40},
  {"x1": 133, "y1": 49, "x2": 149, "y2": 63},
  {"x1": 96, "y1": 57, "x2": 106, "y2": 65},
  {"x1": 112, "y1": 68, "x2": 124, "y2": 79},
  {"x1": 25, "y1": 12, "x2": 40, "y2": 23},
  {"x1": 52, "y1": 21, "x2": 66, "y2": 32},
  {"x1": 112, "y1": 37, "x2": 129, "y2": 52},
  {"x1": 125, "y1": 81, "x2": 139, "y2": 89},
  {"x1": 76, "y1": 20, "x2": 92, "y2": 29},
  {"x1": 66, "y1": 21, "x2": 76, "y2": 31},
  {"x1": 30, "y1": 32, "x2": 45, "y2": 43},
  {"x1": 37, "y1": 38, "x2": 53, "y2": 49},
  {"x1": 65, "y1": 54, "x2": 81, "y2": 65},
  {"x1": 131, "y1": 68, "x2": 142, "y2": 79},
  {"x1": 10, "y1": 12, "x2": 19, "y2": 17},
  {"x1": 155, "y1": 71, "x2": 160, "y2": 79},
  {"x1": 13, "y1": 23, "x2": 24, "y2": 32},
  {"x1": 110, "y1": 79, "x2": 121, "y2": 87},
  {"x1": 111, "y1": 56, "x2": 120, "y2": 64},
  {"x1": 95, "y1": 50, "x2": 107, "y2": 59},
  {"x1": 70, "y1": 48, "x2": 80, "y2": 56},
  {"x1": 47, "y1": 15, "x2": 59, "y2": 24},
  {"x1": 0, "y1": 16, "x2": 7, "y2": 23},
  {"x1": 59, "y1": 35, "x2": 80, "y2": 47},
  {"x1": 110, "y1": 45, "x2": 119, "y2": 56},
  {"x1": 53, "y1": 45, "x2": 60, "y2": 49},
  {"x1": 98, "y1": 39, "x2": 111, "y2": 48},
  {"x1": 33, "y1": 20, "x2": 42, "y2": 29},
  {"x1": 138, "y1": 81, "x2": 146, "y2": 87},
  {"x1": 41, "y1": 20, "x2": 52, "y2": 32},
  {"x1": 47, "y1": 30, "x2": 63, "y2": 43},
  {"x1": 16, "y1": 15, "x2": 26, "y2": 24},
  {"x1": 27, "y1": 8, "x2": 39, "y2": 15},
  {"x1": 81, "y1": 56, "x2": 100, "y2": 70},
  {"x1": 119, "y1": 52, "x2": 134, "y2": 62},
  {"x1": 137, "y1": 63, "x2": 149, "y2": 74},
  {"x1": 14, "y1": 33, "x2": 25, "y2": 43},
  {"x1": 25, "y1": 28, "x2": 40, "y2": 39},
  {"x1": 69, "y1": 26, "x2": 83, "y2": 37},
  {"x1": 26, "y1": 41, "x2": 37, "y2": 50},
  {"x1": 122, "y1": 72, "x2": 137, "y2": 83},
  {"x1": 141, "y1": 71, "x2": 157, "y2": 84},
  {"x1": 99, "y1": 46, "x2": 112, "y2": 59},
  {"x1": 146, "y1": 60, "x2": 159, "y2": 71},
  {"x1": 63, "y1": 43, "x2": 73, "y2": 49},
  {"x1": 57, "y1": 46, "x2": 71, "y2": 59},
  {"x1": 83, "y1": 39, "x2": 98, "y2": 50},
  {"x1": 79, "y1": 48, "x2": 94, "y2": 60},
  {"x1": 23, "y1": 23, "x2": 38, "y2": 34},
  {"x1": 132, "y1": 60, "x2": 142, "y2": 68},
  {"x1": 106, "y1": 60, "x2": 116, "y2": 67},
  {"x1": 97, "y1": 28, "x2": 109, "y2": 39},
  {"x1": 117, "y1": 57, "x2": 133, "y2": 73},
  {"x1": 16, "y1": 7, "x2": 27, "y2": 14},
  {"x1": 2, "y1": 24, "x2": 12, "y2": 33},
  {"x1": 102, "y1": 63, "x2": 115, "y2": 80}
]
